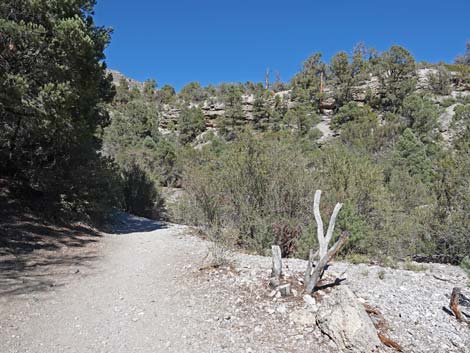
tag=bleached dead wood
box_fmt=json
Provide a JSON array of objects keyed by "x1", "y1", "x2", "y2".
[
  {"x1": 305, "y1": 190, "x2": 346, "y2": 293},
  {"x1": 270, "y1": 245, "x2": 282, "y2": 288}
]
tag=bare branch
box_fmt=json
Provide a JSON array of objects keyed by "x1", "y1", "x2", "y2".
[
  {"x1": 313, "y1": 190, "x2": 326, "y2": 257},
  {"x1": 270, "y1": 245, "x2": 282, "y2": 287},
  {"x1": 325, "y1": 203, "x2": 343, "y2": 246},
  {"x1": 306, "y1": 231, "x2": 349, "y2": 293}
]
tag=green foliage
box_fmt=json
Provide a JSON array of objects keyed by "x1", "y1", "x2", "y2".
[
  {"x1": 444, "y1": 63, "x2": 470, "y2": 86},
  {"x1": 345, "y1": 254, "x2": 370, "y2": 265},
  {"x1": 440, "y1": 97, "x2": 456, "y2": 108},
  {"x1": 403, "y1": 259, "x2": 426, "y2": 272},
  {"x1": 332, "y1": 102, "x2": 373, "y2": 128},
  {"x1": 401, "y1": 94, "x2": 440, "y2": 140},
  {"x1": 283, "y1": 104, "x2": 319, "y2": 136},
  {"x1": 329, "y1": 48, "x2": 366, "y2": 109},
  {"x1": 178, "y1": 106, "x2": 206, "y2": 144},
  {"x1": 252, "y1": 89, "x2": 273, "y2": 130},
  {"x1": 291, "y1": 53, "x2": 326, "y2": 108},
  {"x1": 103, "y1": 74, "x2": 178, "y2": 213},
  {"x1": 179, "y1": 82, "x2": 207, "y2": 103},
  {"x1": 426, "y1": 66, "x2": 452, "y2": 95},
  {"x1": 218, "y1": 84, "x2": 245, "y2": 140},
  {"x1": 432, "y1": 148, "x2": 470, "y2": 263},
  {"x1": 460, "y1": 256, "x2": 470, "y2": 278},
  {"x1": 122, "y1": 163, "x2": 163, "y2": 219},
  {"x1": 340, "y1": 111, "x2": 400, "y2": 154},
  {"x1": 143, "y1": 79, "x2": 157, "y2": 101},
  {"x1": 453, "y1": 104, "x2": 470, "y2": 125},
  {"x1": 374, "y1": 46, "x2": 417, "y2": 112},
  {"x1": 156, "y1": 84, "x2": 176, "y2": 104},
  {"x1": 0, "y1": 0, "x2": 119, "y2": 221},
  {"x1": 393, "y1": 129, "x2": 434, "y2": 184},
  {"x1": 181, "y1": 132, "x2": 315, "y2": 253}
]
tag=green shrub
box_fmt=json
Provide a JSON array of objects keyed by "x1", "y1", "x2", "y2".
[
  {"x1": 403, "y1": 258, "x2": 426, "y2": 272},
  {"x1": 426, "y1": 66, "x2": 452, "y2": 95},
  {"x1": 122, "y1": 164, "x2": 164, "y2": 219},
  {"x1": 180, "y1": 132, "x2": 316, "y2": 254},
  {"x1": 460, "y1": 256, "x2": 470, "y2": 278},
  {"x1": 345, "y1": 254, "x2": 370, "y2": 265},
  {"x1": 440, "y1": 97, "x2": 456, "y2": 108},
  {"x1": 178, "y1": 106, "x2": 206, "y2": 144}
]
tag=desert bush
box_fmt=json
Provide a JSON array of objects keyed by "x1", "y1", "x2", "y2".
[
  {"x1": 427, "y1": 66, "x2": 452, "y2": 95},
  {"x1": 440, "y1": 97, "x2": 456, "y2": 108},
  {"x1": 401, "y1": 94, "x2": 441, "y2": 140},
  {"x1": 121, "y1": 163, "x2": 164, "y2": 219},
  {"x1": 460, "y1": 256, "x2": 470, "y2": 278},
  {"x1": 181, "y1": 132, "x2": 316, "y2": 254},
  {"x1": 178, "y1": 106, "x2": 206, "y2": 144}
]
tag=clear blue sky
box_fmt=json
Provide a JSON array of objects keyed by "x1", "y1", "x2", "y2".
[{"x1": 94, "y1": 0, "x2": 469, "y2": 91}]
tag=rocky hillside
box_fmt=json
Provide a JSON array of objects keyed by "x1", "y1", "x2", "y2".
[
  {"x1": 107, "y1": 67, "x2": 470, "y2": 142},
  {"x1": 107, "y1": 69, "x2": 144, "y2": 90}
]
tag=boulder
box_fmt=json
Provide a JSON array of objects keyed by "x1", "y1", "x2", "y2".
[{"x1": 316, "y1": 285, "x2": 381, "y2": 353}]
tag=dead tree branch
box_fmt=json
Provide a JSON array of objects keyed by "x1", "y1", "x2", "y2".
[{"x1": 305, "y1": 190, "x2": 345, "y2": 293}]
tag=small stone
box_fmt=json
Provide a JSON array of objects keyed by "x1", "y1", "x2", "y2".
[
  {"x1": 303, "y1": 294, "x2": 316, "y2": 306},
  {"x1": 266, "y1": 308, "x2": 275, "y2": 315},
  {"x1": 268, "y1": 290, "x2": 277, "y2": 297},
  {"x1": 277, "y1": 304, "x2": 287, "y2": 314}
]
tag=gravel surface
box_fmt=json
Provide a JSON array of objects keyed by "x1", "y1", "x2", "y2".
[
  {"x1": 0, "y1": 214, "x2": 333, "y2": 353},
  {"x1": 1, "y1": 213, "x2": 468, "y2": 353},
  {"x1": 229, "y1": 254, "x2": 470, "y2": 353}
]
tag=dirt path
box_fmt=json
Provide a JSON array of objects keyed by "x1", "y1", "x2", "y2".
[
  {"x1": 0, "y1": 214, "x2": 330, "y2": 353},
  {"x1": 1, "y1": 213, "x2": 468, "y2": 353},
  {"x1": 0, "y1": 215, "x2": 218, "y2": 353}
]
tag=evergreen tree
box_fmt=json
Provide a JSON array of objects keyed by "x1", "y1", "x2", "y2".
[
  {"x1": 393, "y1": 128, "x2": 433, "y2": 184},
  {"x1": 329, "y1": 48, "x2": 366, "y2": 109},
  {"x1": 401, "y1": 94, "x2": 440, "y2": 141},
  {"x1": 0, "y1": 0, "x2": 118, "y2": 219},
  {"x1": 291, "y1": 53, "x2": 326, "y2": 108},
  {"x1": 178, "y1": 106, "x2": 206, "y2": 144},
  {"x1": 374, "y1": 46, "x2": 417, "y2": 112},
  {"x1": 219, "y1": 84, "x2": 245, "y2": 139}
]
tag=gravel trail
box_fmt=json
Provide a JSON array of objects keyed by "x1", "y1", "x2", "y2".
[
  {"x1": 0, "y1": 214, "x2": 330, "y2": 353},
  {"x1": 0, "y1": 215, "x2": 220, "y2": 353},
  {"x1": 2, "y1": 213, "x2": 467, "y2": 353}
]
